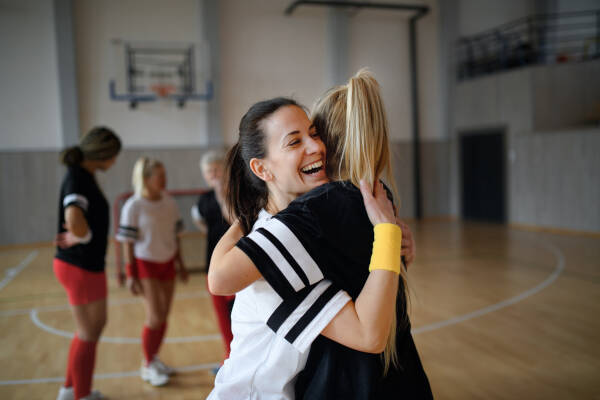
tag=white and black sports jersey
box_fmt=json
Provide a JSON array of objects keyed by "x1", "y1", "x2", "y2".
[
  {"x1": 237, "y1": 181, "x2": 433, "y2": 400},
  {"x1": 116, "y1": 192, "x2": 183, "y2": 263},
  {"x1": 208, "y1": 210, "x2": 351, "y2": 400},
  {"x1": 55, "y1": 165, "x2": 109, "y2": 272},
  {"x1": 237, "y1": 181, "x2": 372, "y2": 304}
]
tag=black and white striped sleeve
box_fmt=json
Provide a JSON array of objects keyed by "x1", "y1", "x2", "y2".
[
  {"x1": 236, "y1": 217, "x2": 324, "y2": 299},
  {"x1": 265, "y1": 280, "x2": 350, "y2": 353},
  {"x1": 116, "y1": 198, "x2": 139, "y2": 242},
  {"x1": 63, "y1": 193, "x2": 89, "y2": 213},
  {"x1": 62, "y1": 169, "x2": 89, "y2": 213}
]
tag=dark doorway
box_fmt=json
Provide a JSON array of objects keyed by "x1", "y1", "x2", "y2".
[{"x1": 460, "y1": 130, "x2": 506, "y2": 223}]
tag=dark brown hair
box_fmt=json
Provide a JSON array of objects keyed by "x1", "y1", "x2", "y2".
[
  {"x1": 61, "y1": 126, "x2": 121, "y2": 166},
  {"x1": 225, "y1": 97, "x2": 300, "y2": 234}
]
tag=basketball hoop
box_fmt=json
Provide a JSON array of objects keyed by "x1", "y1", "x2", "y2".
[{"x1": 150, "y1": 84, "x2": 176, "y2": 99}]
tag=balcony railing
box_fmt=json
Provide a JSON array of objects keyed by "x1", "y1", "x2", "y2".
[{"x1": 457, "y1": 9, "x2": 600, "y2": 81}]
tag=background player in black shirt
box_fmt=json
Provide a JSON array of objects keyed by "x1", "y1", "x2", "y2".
[
  {"x1": 191, "y1": 150, "x2": 235, "y2": 364},
  {"x1": 54, "y1": 126, "x2": 121, "y2": 400}
]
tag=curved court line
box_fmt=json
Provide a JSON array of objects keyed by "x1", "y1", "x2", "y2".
[
  {"x1": 28, "y1": 289, "x2": 220, "y2": 344},
  {"x1": 1, "y1": 237, "x2": 565, "y2": 385},
  {"x1": 412, "y1": 240, "x2": 565, "y2": 334},
  {"x1": 0, "y1": 362, "x2": 221, "y2": 385},
  {"x1": 0, "y1": 250, "x2": 38, "y2": 292},
  {"x1": 30, "y1": 309, "x2": 221, "y2": 343},
  {"x1": 0, "y1": 290, "x2": 210, "y2": 317}
]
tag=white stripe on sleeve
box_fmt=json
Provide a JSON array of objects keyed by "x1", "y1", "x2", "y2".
[
  {"x1": 63, "y1": 193, "x2": 89, "y2": 211},
  {"x1": 291, "y1": 289, "x2": 350, "y2": 352},
  {"x1": 274, "y1": 280, "x2": 333, "y2": 337},
  {"x1": 273, "y1": 280, "x2": 351, "y2": 353},
  {"x1": 246, "y1": 230, "x2": 307, "y2": 291},
  {"x1": 263, "y1": 218, "x2": 324, "y2": 284}
]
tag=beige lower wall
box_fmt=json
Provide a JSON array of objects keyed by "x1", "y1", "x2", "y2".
[
  {"x1": 0, "y1": 141, "x2": 454, "y2": 246},
  {"x1": 0, "y1": 148, "x2": 215, "y2": 246}
]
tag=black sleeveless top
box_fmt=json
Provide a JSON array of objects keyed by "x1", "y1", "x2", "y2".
[{"x1": 55, "y1": 165, "x2": 109, "y2": 272}]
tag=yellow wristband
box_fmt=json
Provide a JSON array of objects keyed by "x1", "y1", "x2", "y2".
[{"x1": 368, "y1": 223, "x2": 402, "y2": 274}]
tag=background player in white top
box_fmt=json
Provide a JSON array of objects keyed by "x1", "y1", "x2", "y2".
[{"x1": 116, "y1": 157, "x2": 188, "y2": 386}]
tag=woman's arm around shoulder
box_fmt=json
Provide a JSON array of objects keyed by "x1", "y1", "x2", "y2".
[{"x1": 207, "y1": 220, "x2": 262, "y2": 295}]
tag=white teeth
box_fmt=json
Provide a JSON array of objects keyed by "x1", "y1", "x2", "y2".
[{"x1": 301, "y1": 160, "x2": 323, "y2": 172}]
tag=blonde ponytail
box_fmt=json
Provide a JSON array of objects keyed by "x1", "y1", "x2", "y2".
[{"x1": 312, "y1": 68, "x2": 406, "y2": 374}]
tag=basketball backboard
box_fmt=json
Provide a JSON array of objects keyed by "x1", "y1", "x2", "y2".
[{"x1": 109, "y1": 39, "x2": 212, "y2": 109}]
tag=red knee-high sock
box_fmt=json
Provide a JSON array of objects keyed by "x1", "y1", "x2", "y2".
[
  {"x1": 142, "y1": 325, "x2": 164, "y2": 365},
  {"x1": 64, "y1": 335, "x2": 78, "y2": 388},
  {"x1": 71, "y1": 336, "x2": 97, "y2": 400},
  {"x1": 210, "y1": 294, "x2": 234, "y2": 359}
]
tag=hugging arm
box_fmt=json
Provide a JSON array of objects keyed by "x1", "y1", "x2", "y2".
[
  {"x1": 209, "y1": 181, "x2": 401, "y2": 353},
  {"x1": 207, "y1": 221, "x2": 262, "y2": 295}
]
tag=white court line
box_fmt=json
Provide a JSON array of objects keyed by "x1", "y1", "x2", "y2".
[
  {"x1": 0, "y1": 250, "x2": 38, "y2": 292},
  {"x1": 0, "y1": 237, "x2": 565, "y2": 385},
  {"x1": 0, "y1": 362, "x2": 221, "y2": 385},
  {"x1": 30, "y1": 309, "x2": 222, "y2": 343},
  {"x1": 26, "y1": 290, "x2": 220, "y2": 344},
  {"x1": 0, "y1": 289, "x2": 210, "y2": 317},
  {"x1": 412, "y1": 240, "x2": 565, "y2": 334}
]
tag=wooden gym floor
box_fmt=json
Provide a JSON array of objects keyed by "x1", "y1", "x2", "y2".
[{"x1": 0, "y1": 221, "x2": 598, "y2": 399}]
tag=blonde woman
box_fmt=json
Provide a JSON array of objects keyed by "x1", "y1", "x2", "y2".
[
  {"x1": 54, "y1": 126, "x2": 121, "y2": 400},
  {"x1": 295, "y1": 70, "x2": 431, "y2": 399},
  {"x1": 116, "y1": 158, "x2": 188, "y2": 386},
  {"x1": 208, "y1": 71, "x2": 413, "y2": 399}
]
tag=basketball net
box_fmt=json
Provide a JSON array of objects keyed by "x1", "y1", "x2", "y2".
[{"x1": 150, "y1": 84, "x2": 176, "y2": 102}]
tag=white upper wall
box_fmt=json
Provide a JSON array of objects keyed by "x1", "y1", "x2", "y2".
[
  {"x1": 349, "y1": 9, "x2": 412, "y2": 141},
  {"x1": 0, "y1": 0, "x2": 62, "y2": 150},
  {"x1": 219, "y1": 0, "x2": 330, "y2": 144},
  {"x1": 348, "y1": 0, "x2": 442, "y2": 141},
  {"x1": 74, "y1": 0, "x2": 209, "y2": 147},
  {"x1": 4, "y1": 0, "x2": 445, "y2": 150},
  {"x1": 220, "y1": 0, "x2": 443, "y2": 143}
]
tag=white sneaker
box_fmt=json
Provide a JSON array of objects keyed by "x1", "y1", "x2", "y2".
[
  {"x1": 57, "y1": 386, "x2": 104, "y2": 400},
  {"x1": 152, "y1": 356, "x2": 176, "y2": 376},
  {"x1": 141, "y1": 360, "x2": 169, "y2": 386},
  {"x1": 56, "y1": 386, "x2": 73, "y2": 400},
  {"x1": 80, "y1": 390, "x2": 104, "y2": 400}
]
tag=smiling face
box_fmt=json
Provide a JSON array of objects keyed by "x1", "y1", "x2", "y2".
[{"x1": 251, "y1": 105, "x2": 328, "y2": 210}]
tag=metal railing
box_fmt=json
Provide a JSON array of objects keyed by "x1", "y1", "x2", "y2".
[{"x1": 457, "y1": 9, "x2": 600, "y2": 80}]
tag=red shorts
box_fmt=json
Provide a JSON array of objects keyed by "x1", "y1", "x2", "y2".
[
  {"x1": 135, "y1": 258, "x2": 176, "y2": 281},
  {"x1": 53, "y1": 258, "x2": 107, "y2": 306}
]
